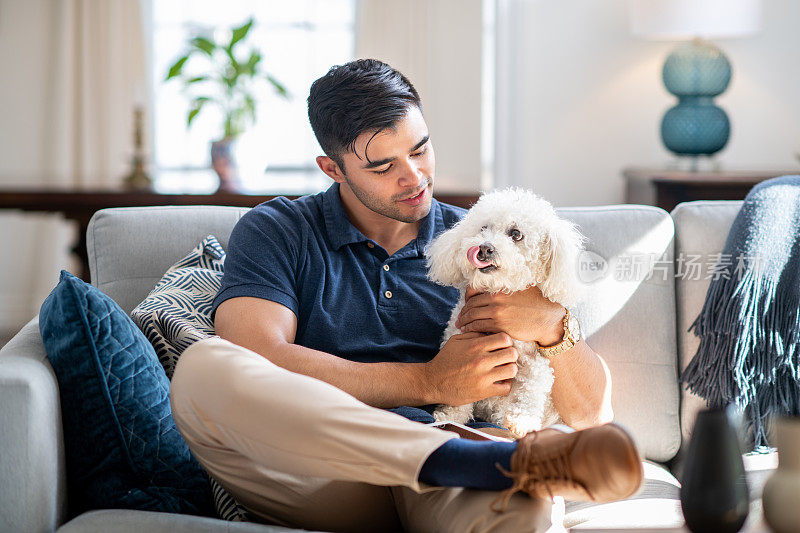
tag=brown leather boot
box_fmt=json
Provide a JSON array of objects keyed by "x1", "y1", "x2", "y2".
[{"x1": 491, "y1": 423, "x2": 644, "y2": 512}]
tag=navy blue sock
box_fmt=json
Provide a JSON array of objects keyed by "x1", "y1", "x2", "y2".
[{"x1": 418, "y1": 438, "x2": 517, "y2": 490}]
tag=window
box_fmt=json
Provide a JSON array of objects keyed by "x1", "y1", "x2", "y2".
[{"x1": 150, "y1": 0, "x2": 356, "y2": 193}]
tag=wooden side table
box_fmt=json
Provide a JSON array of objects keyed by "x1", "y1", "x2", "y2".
[
  {"x1": 0, "y1": 186, "x2": 479, "y2": 282},
  {"x1": 623, "y1": 167, "x2": 800, "y2": 212}
]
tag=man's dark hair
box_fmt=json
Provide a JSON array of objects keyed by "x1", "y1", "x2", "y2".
[{"x1": 308, "y1": 58, "x2": 422, "y2": 172}]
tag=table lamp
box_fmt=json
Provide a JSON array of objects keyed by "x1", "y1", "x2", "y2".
[{"x1": 628, "y1": 0, "x2": 762, "y2": 162}]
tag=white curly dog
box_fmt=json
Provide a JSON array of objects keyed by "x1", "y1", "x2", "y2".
[{"x1": 424, "y1": 188, "x2": 586, "y2": 437}]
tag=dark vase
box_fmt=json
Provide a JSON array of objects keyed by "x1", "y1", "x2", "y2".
[
  {"x1": 210, "y1": 137, "x2": 240, "y2": 193},
  {"x1": 680, "y1": 405, "x2": 749, "y2": 533}
]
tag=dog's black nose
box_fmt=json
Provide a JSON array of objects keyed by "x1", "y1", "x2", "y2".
[{"x1": 477, "y1": 243, "x2": 494, "y2": 261}]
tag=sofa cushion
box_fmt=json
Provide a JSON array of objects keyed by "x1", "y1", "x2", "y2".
[
  {"x1": 564, "y1": 461, "x2": 683, "y2": 530},
  {"x1": 557, "y1": 206, "x2": 680, "y2": 462},
  {"x1": 38, "y1": 270, "x2": 214, "y2": 518},
  {"x1": 87, "y1": 206, "x2": 248, "y2": 314},
  {"x1": 131, "y1": 235, "x2": 252, "y2": 522},
  {"x1": 56, "y1": 508, "x2": 312, "y2": 533},
  {"x1": 671, "y1": 201, "x2": 743, "y2": 449}
]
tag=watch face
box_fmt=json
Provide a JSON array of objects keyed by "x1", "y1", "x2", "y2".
[{"x1": 567, "y1": 314, "x2": 580, "y2": 339}]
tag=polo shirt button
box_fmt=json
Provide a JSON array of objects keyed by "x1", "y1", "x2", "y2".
[
  {"x1": 384, "y1": 290, "x2": 392, "y2": 299},
  {"x1": 383, "y1": 264, "x2": 390, "y2": 271},
  {"x1": 367, "y1": 242, "x2": 374, "y2": 248}
]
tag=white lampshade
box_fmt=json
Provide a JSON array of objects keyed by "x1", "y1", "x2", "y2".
[{"x1": 628, "y1": 0, "x2": 762, "y2": 40}]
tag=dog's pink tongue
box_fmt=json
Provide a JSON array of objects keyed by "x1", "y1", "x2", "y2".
[{"x1": 467, "y1": 245, "x2": 492, "y2": 268}]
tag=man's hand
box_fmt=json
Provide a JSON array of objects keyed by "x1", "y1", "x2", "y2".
[
  {"x1": 453, "y1": 287, "x2": 615, "y2": 429},
  {"x1": 422, "y1": 331, "x2": 519, "y2": 406},
  {"x1": 455, "y1": 285, "x2": 565, "y2": 345}
]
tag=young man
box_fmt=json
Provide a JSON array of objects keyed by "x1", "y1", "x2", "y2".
[{"x1": 169, "y1": 59, "x2": 643, "y2": 532}]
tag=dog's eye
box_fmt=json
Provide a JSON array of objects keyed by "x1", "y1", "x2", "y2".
[
  {"x1": 508, "y1": 228, "x2": 523, "y2": 242},
  {"x1": 481, "y1": 225, "x2": 488, "y2": 231}
]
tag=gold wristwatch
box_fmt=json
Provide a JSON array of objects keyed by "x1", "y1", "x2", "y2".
[{"x1": 535, "y1": 307, "x2": 581, "y2": 358}]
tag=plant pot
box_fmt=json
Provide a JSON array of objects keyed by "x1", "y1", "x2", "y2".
[
  {"x1": 680, "y1": 405, "x2": 749, "y2": 533},
  {"x1": 210, "y1": 137, "x2": 240, "y2": 193},
  {"x1": 763, "y1": 417, "x2": 800, "y2": 533}
]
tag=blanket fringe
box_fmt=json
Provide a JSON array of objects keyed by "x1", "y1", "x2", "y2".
[{"x1": 680, "y1": 267, "x2": 800, "y2": 449}]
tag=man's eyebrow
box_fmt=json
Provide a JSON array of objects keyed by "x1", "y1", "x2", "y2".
[
  {"x1": 362, "y1": 135, "x2": 430, "y2": 169},
  {"x1": 411, "y1": 135, "x2": 429, "y2": 152}
]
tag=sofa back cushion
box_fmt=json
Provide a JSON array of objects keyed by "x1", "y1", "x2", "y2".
[
  {"x1": 671, "y1": 200, "x2": 742, "y2": 450},
  {"x1": 87, "y1": 206, "x2": 248, "y2": 315},
  {"x1": 558, "y1": 206, "x2": 679, "y2": 462},
  {"x1": 88, "y1": 203, "x2": 681, "y2": 462}
]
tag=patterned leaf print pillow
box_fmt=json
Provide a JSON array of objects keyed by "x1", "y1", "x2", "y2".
[
  {"x1": 132, "y1": 235, "x2": 224, "y2": 378},
  {"x1": 131, "y1": 235, "x2": 252, "y2": 522}
]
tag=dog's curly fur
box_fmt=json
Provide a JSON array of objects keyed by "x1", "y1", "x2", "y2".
[{"x1": 424, "y1": 188, "x2": 586, "y2": 437}]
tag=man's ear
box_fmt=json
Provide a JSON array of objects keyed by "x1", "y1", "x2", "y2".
[{"x1": 316, "y1": 155, "x2": 346, "y2": 183}]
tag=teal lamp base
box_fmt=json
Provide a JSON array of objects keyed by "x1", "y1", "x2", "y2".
[
  {"x1": 661, "y1": 98, "x2": 730, "y2": 155},
  {"x1": 660, "y1": 39, "x2": 732, "y2": 157}
]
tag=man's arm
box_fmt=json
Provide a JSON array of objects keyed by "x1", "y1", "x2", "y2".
[
  {"x1": 214, "y1": 296, "x2": 520, "y2": 409},
  {"x1": 456, "y1": 286, "x2": 614, "y2": 430},
  {"x1": 540, "y1": 338, "x2": 614, "y2": 430}
]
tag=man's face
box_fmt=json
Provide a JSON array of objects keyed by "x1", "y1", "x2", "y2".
[{"x1": 337, "y1": 105, "x2": 435, "y2": 224}]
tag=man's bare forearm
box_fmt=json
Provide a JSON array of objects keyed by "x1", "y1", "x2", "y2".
[
  {"x1": 548, "y1": 339, "x2": 614, "y2": 429},
  {"x1": 238, "y1": 338, "x2": 433, "y2": 408},
  {"x1": 214, "y1": 298, "x2": 439, "y2": 408}
]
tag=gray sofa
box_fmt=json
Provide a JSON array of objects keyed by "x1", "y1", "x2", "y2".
[{"x1": 0, "y1": 200, "x2": 775, "y2": 532}]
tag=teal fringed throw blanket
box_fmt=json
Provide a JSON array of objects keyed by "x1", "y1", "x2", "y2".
[{"x1": 680, "y1": 175, "x2": 800, "y2": 450}]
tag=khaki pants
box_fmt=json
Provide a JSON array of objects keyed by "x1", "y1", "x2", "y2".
[{"x1": 170, "y1": 336, "x2": 564, "y2": 532}]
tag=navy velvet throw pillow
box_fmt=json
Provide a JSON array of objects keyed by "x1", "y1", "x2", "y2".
[{"x1": 39, "y1": 270, "x2": 213, "y2": 518}]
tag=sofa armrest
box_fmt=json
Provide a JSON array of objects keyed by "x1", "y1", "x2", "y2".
[{"x1": 0, "y1": 316, "x2": 67, "y2": 532}]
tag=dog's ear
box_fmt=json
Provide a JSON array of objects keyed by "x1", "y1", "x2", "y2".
[
  {"x1": 425, "y1": 223, "x2": 466, "y2": 287},
  {"x1": 537, "y1": 217, "x2": 585, "y2": 306}
]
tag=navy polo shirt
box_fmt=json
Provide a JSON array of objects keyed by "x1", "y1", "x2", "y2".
[{"x1": 210, "y1": 182, "x2": 465, "y2": 364}]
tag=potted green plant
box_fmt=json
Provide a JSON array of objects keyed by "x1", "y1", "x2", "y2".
[{"x1": 165, "y1": 18, "x2": 289, "y2": 192}]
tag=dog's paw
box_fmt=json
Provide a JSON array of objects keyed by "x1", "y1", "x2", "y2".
[{"x1": 504, "y1": 415, "x2": 543, "y2": 438}]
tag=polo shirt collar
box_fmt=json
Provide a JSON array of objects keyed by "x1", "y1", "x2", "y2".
[
  {"x1": 322, "y1": 182, "x2": 443, "y2": 255},
  {"x1": 322, "y1": 182, "x2": 369, "y2": 249}
]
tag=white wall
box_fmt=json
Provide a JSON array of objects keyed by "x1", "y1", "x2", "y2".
[
  {"x1": 0, "y1": 0, "x2": 77, "y2": 334},
  {"x1": 0, "y1": 0, "x2": 148, "y2": 335},
  {"x1": 356, "y1": 0, "x2": 484, "y2": 193},
  {"x1": 495, "y1": 0, "x2": 800, "y2": 207}
]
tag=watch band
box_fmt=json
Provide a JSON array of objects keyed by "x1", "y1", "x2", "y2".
[{"x1": 535, "y1": 307, "x2": 579, "y2": 358}]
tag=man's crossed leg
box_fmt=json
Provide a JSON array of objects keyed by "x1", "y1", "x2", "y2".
[{"x1": 169, "y1": 337, "x2": 641, "y2": 532}]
